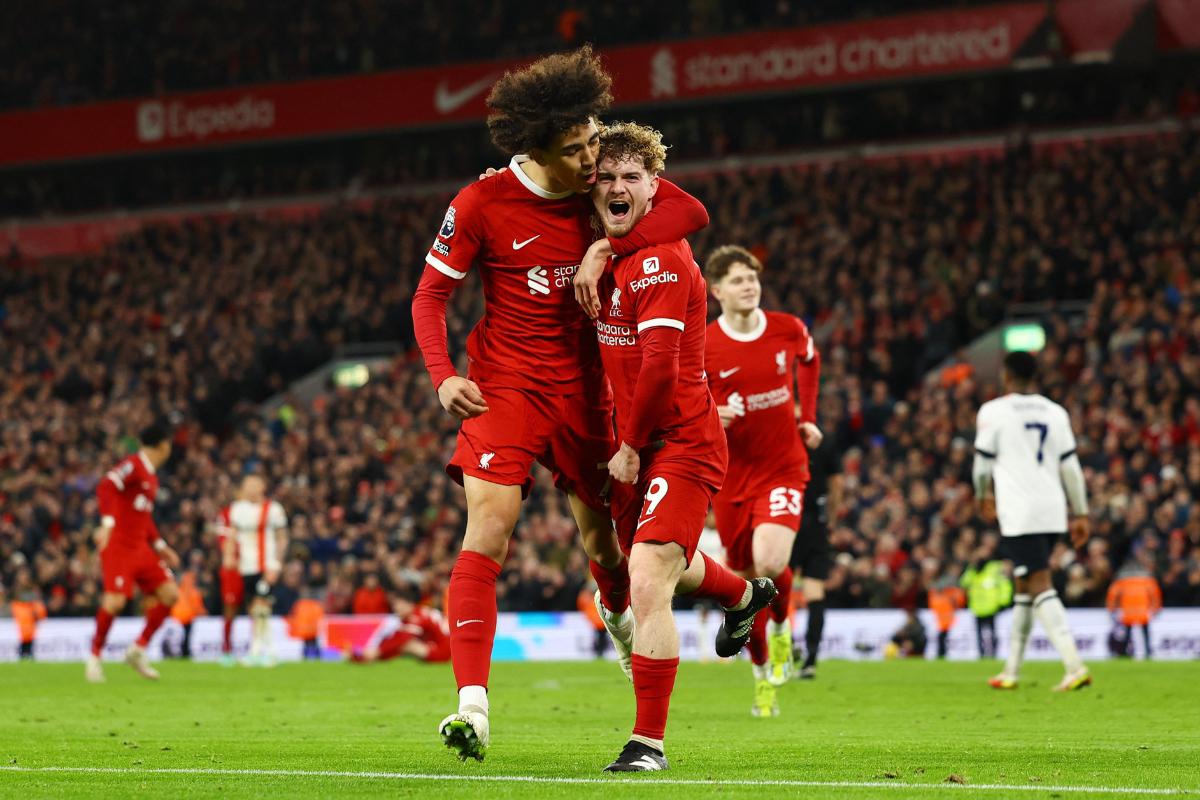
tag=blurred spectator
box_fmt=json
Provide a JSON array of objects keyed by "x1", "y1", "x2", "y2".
[
  {"x1": 352, "y1": 573, "x2": 390, "y2": 615},
  {"x1": 959, "y1": 537, "x2": 1013, "y2": 658},
  {"x1": 927, "y1": 573, "x2": 966, "y2": 659},
  {"x1": 887, "y1": 609, "x2": 928, "y2": 658},
  {"x1": 1105, "y1": 563, "x2": 1163, "y2": 658},
  {"x1": 168, "y1": 570, "x2": 207, "y2": 658}
]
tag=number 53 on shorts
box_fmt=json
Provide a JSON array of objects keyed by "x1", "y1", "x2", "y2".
[{"x1": 769, "y1": 486, "x2": 803, "y2": 518}]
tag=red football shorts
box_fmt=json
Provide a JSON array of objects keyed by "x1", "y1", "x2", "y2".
[
  {"x1": 101, "y1": 543, "x2": 172, "y2": 598},
  {"x1": 714, "y1": 479, "x2": 806, "y2": 572},
  {"x1": 221, "y1": 567, "x2": 244, "y2": 608},
  {"x1": 612, "y1": 466, "x2": 716, "y2": 565},
  {"x1": 447, "y1": 382, "x2": 614, "y2": 511}
]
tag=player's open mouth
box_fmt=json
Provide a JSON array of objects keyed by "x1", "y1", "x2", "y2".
[
  {"x1": 583, "y1": 170, "x2": 597, "y2": 185},
  {"x1": 608, "y1": 200, "x2": 630, "y2": 220}
]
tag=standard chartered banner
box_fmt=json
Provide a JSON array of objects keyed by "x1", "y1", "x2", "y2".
[{"x1": 2, "y1": 609, "x2": 1197, "y2": 663}]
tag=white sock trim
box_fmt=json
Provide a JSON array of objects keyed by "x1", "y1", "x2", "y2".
[
  {"x1": 459, "y1": 684, "x2": 489, "y2": 715},
  {"x1": 629, "y1": 734, "x2": 664, "y2": 753}
]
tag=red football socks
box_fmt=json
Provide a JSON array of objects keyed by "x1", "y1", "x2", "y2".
[
  {"x1": 692, "y1": 552, "x2": 749, "y2": 608},
  {"x1": 136, "y1": 601, "x2": 171, "y2": 648},
  {"x1": 222, "y1": 617, "x2": 234, "y2": 653},
  {"x1": 631, "y1": 653, "x2": 679, "y2": 741},
  {"x1": 91, "y1": 608, "x2": 115, "y2": 657},
  {"x1": 590, "y1": 557, "x2": 631, "y2": 614},
  {"x1": 448, "y1": 550, "x2": 502, "y2": 689},
  {"x1": 748, "y1": 610, "x2": 769, "y2": 665},
  {"x1": 770, "y1": 567, "x2": 794, "y2": 624}
]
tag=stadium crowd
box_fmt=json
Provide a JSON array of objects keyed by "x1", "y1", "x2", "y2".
[
  {"x1": 5, "y1": 0, "x2": 1004, "y2": 110},
  {"x1": 6, "y1": 65, "x2": 1197, "y2": 219},
  {"x1": 2, "y1": 131, "x2": 1198, "y2": 621}
]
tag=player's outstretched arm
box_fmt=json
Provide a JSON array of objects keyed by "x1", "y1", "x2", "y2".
[{"x1": 412, "y1": 265, "x2": 489, "y2": 419}]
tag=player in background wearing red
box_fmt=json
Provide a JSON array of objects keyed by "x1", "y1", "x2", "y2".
[
  {"x1": 589, "y1": 123, "x2": 777, "y2": 771},
  {"x1": 410, "y1": 46, "x2": 710, "y2": 762},
  {"x1": 705, "y1": 246, "x2": 824, "y2": 716},
  {"x1": 215, "y1": 503, "x2": 243, "y2": 666},
  {"x1": 215, "y1": 476, "x2": 289, "y2": 666},
  {"x1": 346, "y1": 588, "x2": 451, "y2": 665},
  {"x1": 86, "y1": 422, "x2": 182, "y2": 683}
]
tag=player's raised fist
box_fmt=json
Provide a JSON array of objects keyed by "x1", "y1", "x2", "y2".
[{"x1": 438, "y1": 376, "x2": 489, "y2": 419}]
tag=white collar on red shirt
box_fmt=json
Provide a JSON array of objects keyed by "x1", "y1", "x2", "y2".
[
  {"x1": 138, "y1": 451, "x2": 156, "y2": 474},
  {"x1": 718, "y1": 309, "x2": 767, "y2": 342},
  {"x1": 510, "y1": 155, "x2": 575, "y2": 200}
]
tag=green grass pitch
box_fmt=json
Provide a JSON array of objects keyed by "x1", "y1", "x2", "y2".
[{"x1": 1, "y1": 658, "x2": 1196, "y2": 798}]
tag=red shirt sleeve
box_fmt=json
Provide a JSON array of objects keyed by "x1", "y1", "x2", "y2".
[
  {"x1": 624, "y1": 325, "x2": 681, "y2": 450},
  {"x1": 609, "y1": 179, "x2": 709, "y2": 257},
  {"x1": 412, "y1": 266, "x2": 460, "y2": 390},
  {"x1": 794, "y1": 319, "x2": 821, "y2": 425},
  {"x1": 414, "y1": 190, "x2": 486, "y2": 390},
  {"x1": 623, "y1": 250, "x2": 691, "y2": 449},
  {"x1": 97, "y1": 458, "x2": 133, "y2": 520}
]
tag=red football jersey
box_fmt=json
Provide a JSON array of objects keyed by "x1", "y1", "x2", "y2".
[
  {"x1": 705, "y1": 310, "x2": 818, "y2": 499},
  {"x1": 96, "y1": 452, "x2": 160, "y2": 549},
  {"x1": 423, "y1": 156, "x2": 603, "y2": 394},
  {"x1": 595, "y1": 240, "x2": 725, "y2": 488}
]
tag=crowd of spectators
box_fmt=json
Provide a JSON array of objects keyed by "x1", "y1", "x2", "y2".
[
  {"x1": 4, "y1": 0, "x2": 997, "y2": 111},
  {"x1": 6, "y1": 61, "x2": 1198, "y2": 219},
  {"x1": 1, "y1": 129, "x2": 1198, "y2": 621}
]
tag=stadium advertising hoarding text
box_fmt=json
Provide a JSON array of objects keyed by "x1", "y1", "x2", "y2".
[
  {"x1": 6, "y1": 609, "x2": 1198, "y2": 663},
  {"x1": 0, "y1": 4, "x2": 1046, "y2": 168}
]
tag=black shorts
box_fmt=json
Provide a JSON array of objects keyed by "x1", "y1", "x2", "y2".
[
  {"x1": 1000, "y1": 533, "x2": 1061, "y2": 577},
  {"x1": 791, "y1": 494, "x2": 832, "y2": 580},
  {"x1": 242, "y1": 573, "x2": 277, "y2": 604}
]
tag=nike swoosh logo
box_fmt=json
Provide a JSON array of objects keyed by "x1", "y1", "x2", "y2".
[
  {"x1": 512, "y1": 235, "x2": 540, "y2": 250},
  {"x1": 456, "y1": 619, "x2": 484, "y2": 628},
  {"x1": 434, "y1": 74, "x2": 498, "y2": 114},
  {"x1": 636, "y1": 516, "x2": 656, "y2": 530},
  {"x1": 719, "y1": 367, "x2": 741, "y2": 378}
]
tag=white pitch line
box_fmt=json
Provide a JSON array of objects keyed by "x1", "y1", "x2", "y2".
[{"x1": 0, "y1": 766, "x2": 1193, "y2": 795}]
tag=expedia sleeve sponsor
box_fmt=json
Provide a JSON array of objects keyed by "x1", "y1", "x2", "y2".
[{"x1": 629, "y1": 271, "x2": 679, "y2": 292}]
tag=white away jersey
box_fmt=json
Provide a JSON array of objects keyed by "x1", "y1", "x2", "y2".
[
  {"x1": 974, "y1": 393, "x2": 1077, "y2": 536},
  {"x1": 219, "y1": 499, "x2": 288, "y2": 575}
]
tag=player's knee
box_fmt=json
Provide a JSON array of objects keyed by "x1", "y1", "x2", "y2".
[
  {"x1": 463, "y1": 510, "x2": 517, "y2": 561},
  {"x1": 755, "y1": 551, "x2": 789, "y2": 579},
  {"x1": 159, "y1": 584, "x2": 180, "y2": 606},
  {"x1": 628, "y1": 560, "x2": 671, "y2": 615}
]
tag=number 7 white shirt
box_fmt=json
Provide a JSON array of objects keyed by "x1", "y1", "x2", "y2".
[{"x1": 974, "y1": 393, "x2": 1077, "y2": 536}]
